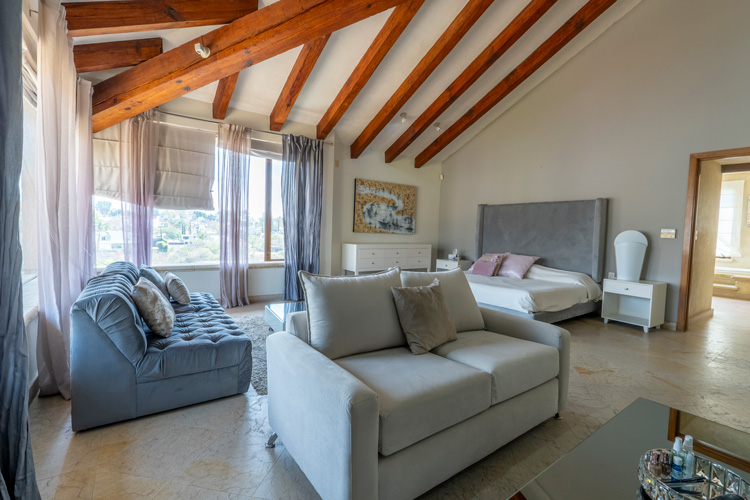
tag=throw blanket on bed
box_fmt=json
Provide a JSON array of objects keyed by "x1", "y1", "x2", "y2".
[{"x1": 465, "y1": 265, "x2": 602, "y2": 313}]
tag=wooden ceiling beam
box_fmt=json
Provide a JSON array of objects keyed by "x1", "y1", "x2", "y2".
[
  {"x1": 385, "y1": 0, "x2": 557, "y2": 163},
  {"x1": 74, "y1": 38, "x2": 163, "y2": 73},
  {"x1": 212, "y1": 72, "x2": 240, "y2": 120},
  {"x1": 269, "y1": 34, "x2": 330, "y2": 132},
  {"x1": 91, "y1": 0, "x2": 410, "y2": 133},
  {"x1": 63, "y1": 0, "x2": 259, "y2": 37},
  {"x1": 415, "y1": 0, "x2": 617, "y2": 168},
  {"x1": 349, "y1": 0, "x2": 494, "y2": 159},
  {"x1": 315, "y1": 0, "x2": 425, "y2": 140}
]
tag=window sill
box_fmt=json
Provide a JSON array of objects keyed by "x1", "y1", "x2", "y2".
[
  {"x1": 24, "y1": 306, "x2": 39, "y2": 327},
  {"x1": 96, "y1": 262, "x2": 285, "y2": 273}
]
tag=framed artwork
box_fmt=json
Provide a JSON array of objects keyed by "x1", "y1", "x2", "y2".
[{"x1": 353, "y1": 178, "x2": 416, "y2": 234}]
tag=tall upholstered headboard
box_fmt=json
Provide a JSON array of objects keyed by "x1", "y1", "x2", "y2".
[{"x1": 476, "y1": 199, "x2": 608, "y2": 282}]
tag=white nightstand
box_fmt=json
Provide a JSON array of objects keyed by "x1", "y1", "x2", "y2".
[
  {"x1": 436, "y1": 259, "x2": 472, "y2": 271},
  {"x1": 601, "y1": 279, "x2": 667, "y2": 332}
]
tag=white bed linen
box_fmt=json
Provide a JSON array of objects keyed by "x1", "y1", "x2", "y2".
[{"x1": 465, "y1": 265, "x2": 602, "y2": 313}]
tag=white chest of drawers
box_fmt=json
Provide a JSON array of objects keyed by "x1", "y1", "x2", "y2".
[{"x1": 342, "y1": 243, "x2": 432, "y2": 275}]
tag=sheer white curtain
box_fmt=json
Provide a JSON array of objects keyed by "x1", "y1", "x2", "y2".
[
  {"x1": 35, "y1": 0, "x2": 95, "y2": 399},
  {"x1": 218, "y1": 124, "x2": 252, "y2": 308},
  {"x1": 119, "y1": 110, "x2": 159, "y2": 267}
]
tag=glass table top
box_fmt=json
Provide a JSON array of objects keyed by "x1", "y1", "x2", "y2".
[{"x1": 508, "y1": 398, "x2": 750, "y2": 500}]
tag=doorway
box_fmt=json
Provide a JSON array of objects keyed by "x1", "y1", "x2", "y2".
[{"x1": 677, "y1": 147, "x2": 750, "y2": 331}]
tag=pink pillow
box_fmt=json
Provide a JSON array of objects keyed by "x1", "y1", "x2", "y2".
[
  {"x1": 470, "y1": 259, "x2": 499, "y2": 277},
  {"x1": 496, "y1": 254, "x2": 539, "y2": 279},
  {"x1": 468, "y1": 253, "x2": 507, "y2": 272}
]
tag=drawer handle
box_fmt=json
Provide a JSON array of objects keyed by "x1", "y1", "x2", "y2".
[
  {"x1": 624, "y1": 287, "x2": 629, "y2": 290},
  {"x1": 371, "y1": 261, "x2": 375, "y2": 265}
]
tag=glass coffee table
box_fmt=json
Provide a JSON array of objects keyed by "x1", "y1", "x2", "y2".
[
  {"x1": 264, "y1": 301, "x2": 305, "y2": 332},
  {"x1": 507, "y1": 398, "x2": 750, "y2": 500}
]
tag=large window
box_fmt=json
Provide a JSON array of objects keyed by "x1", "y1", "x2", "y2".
[
  {"x1": 94, "y1": 142, "x2": 284, "y2": 268},
  {"x1": 716, "y1": 179, "x2": 745, "y2": 258}
]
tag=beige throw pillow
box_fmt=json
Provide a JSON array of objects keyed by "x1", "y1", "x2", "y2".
[
  {"x1": 391, "y1": 279, "x2": 457, "y2": 355},
  {"x1": 164, "y1": 272, "x2": 191, "y2": 305},
  {"x1": 131, "y1": 278, "x2": 175, "y2": 337}
]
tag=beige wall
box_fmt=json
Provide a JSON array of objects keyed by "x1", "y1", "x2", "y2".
[
  {"x1": 331, "y1": 146, "x2": 442, "y2": 274},
  {"x1": 719, "y1": 171, "x2": 750, "y2": 270},
  {"x1": 688, "y1": 161, "x2": 721, "y2": 318},
  {"x1": 437, "y1": 0, "x2": 750, "y2": 323}
]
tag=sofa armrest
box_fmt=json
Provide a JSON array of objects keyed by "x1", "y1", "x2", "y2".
[
  {"x1": 267, "y1": 332, "x2": 379, "y2": 500},
  {"x1": 479, "y1": 307, "x2": 570, "y2": 412},
  {"x1": 286, "y1": 311, "x2": 310, "y2": 343}
]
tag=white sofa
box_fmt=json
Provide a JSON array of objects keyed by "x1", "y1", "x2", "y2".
[{"x1": 266, "y1": 268, "x2": 570, "y2": 500}]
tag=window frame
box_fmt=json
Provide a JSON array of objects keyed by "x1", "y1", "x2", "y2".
[
  {"x1": 716, "y1": 179, "x2": 745, "y2": 258},
  {"x1": 263, "y1": 157, "x2": 283, "y2": 262}
]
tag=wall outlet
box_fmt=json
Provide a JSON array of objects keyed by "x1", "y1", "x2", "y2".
[{"x1": 608, "y1": 272, "x2": 616, "y2": 279}]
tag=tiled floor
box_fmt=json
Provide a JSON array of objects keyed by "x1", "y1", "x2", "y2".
[{"x1": 30, "y1": 297, "x2": 750, "y2": 499}]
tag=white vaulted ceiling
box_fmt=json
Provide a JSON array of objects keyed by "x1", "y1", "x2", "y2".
[{"x1": 72, "y1": 0, "x2": 641, "y2": 166}]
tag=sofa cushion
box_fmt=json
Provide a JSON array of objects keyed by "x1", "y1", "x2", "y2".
[
  {"x1": 136, "y1": 292, "x2": 252, "y2": 382},
  {"x1": 391, "y1": 279, "x2": 457, "y2": 354},
  {"x1": 164, "y1": 271, "x2": 191, "y2": 305},
  {"x1": 72, "y1": 272, "x2": 147, "y2": 364},
  {"x1": 102, "y1": 261, "x2": 140, "y2": 285},
  {"x1": 336, "y1": 347, "x2": 491, "y2": 456},
  {"x1": 131, "y1": 278, "x2": 175, "y2": 337},
  {"x1": 299, "y1": 268, "x2": 405, "y2": 359},
  {"x1": 400, "y1": 268, "x2": 485, "y2": 333},
  {"x1": 433, "y1": 330, "x2": 559, "y2": 405},
  {"x1": 139, "y1": 266, "x2": 169, "y2": 299}
]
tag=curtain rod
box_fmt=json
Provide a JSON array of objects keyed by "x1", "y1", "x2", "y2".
[{"x1": 156, "y1": 109, "x2": 333, "y2": 145}]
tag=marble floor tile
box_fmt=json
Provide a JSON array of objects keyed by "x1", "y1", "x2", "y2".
[{"x1": 31, "y1": 296, "x2": 750, "y2": 499}]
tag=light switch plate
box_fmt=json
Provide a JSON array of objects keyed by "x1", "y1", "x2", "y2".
[
  {"x1": 660, "y1": 228, "x2": 676, "y2": 239},
  {"x1": 608, "y1": 272, "x2": 615, "y2": 279}
]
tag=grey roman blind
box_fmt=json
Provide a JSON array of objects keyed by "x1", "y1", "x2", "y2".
[{"x1": 93, "y1": 123, "x2": 217, "y2": 210}]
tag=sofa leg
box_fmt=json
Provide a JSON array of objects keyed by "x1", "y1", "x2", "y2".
[
  {"x1": 266, "y1": 432, "x2": 278, "y2": 448},
  {"x1": 554, "y1": 413, "x2": 562, "y2": 420}
]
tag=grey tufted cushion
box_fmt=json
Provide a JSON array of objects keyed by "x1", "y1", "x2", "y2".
[
  {"x1": 101, "y1": 261, "x2": 140, "y2": 285},
  {"x1": 73, "y1": 272, "x2": 147, "y2": 364},
  {"x1": 136, "y1": 292, "x2": 252, "y2": 383}
]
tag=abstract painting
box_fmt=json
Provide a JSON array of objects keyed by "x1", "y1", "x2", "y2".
[{"x1": 354, "y1": 178, "x2": 416, "y2": 234}]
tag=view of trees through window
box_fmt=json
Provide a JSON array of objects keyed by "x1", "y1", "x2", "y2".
[{"x1": 93, "y1": 152, "x2": 284, "y2": 268}]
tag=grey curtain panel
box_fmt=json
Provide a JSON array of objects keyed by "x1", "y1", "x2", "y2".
[
  {"x1": 0, "y1": 0, "x2": 40, "y2": 496},
  {"x1": 120, "y1": 110, "x2": 159, "y2": 268},
  {"x1": 36, "y1": 0, "x2": 95, "y2": 399},
  {"x1": 281, "y1": 134, "x2": 324, "y2": 301},
  {"x1": 218, "y1": 123, "x2": 252, "y2": 308}
]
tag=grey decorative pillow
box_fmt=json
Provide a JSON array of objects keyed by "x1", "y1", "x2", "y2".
[
  {"x1": 139, "y1": 266, "x2": 169, "y2": 300},
  {"x1": 131, "y1": 278, "x2": 175, "y2": 337},
  {"x1": 164, "y1": 272, "x2": 191, "y2": 305},
  {"x1": 391, "y1": 279, "x2": 457, "y2": 355},
  {"x1": 401, "y1": 268, "x2": 485, "y2": 333}
]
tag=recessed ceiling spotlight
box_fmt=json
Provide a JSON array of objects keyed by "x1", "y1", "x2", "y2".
[
  {"x1": 434, "y1": 123, "x2": 441, "y2": 132},
  {"x1": 400, "y1": 112, "x2": 407, "y2": 124}
]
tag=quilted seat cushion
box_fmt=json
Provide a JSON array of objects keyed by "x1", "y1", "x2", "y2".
[
  {"x1": 335, "y1": 347, "x2": 491, "y2": 456},
  {"x1": 136, "y1": 292, "x2": 252, "y2": 383},
  {"x1": 433, "y1": 330, "x2": 559, "y2": 405}
]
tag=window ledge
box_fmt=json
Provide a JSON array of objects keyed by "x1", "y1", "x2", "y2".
[
  {"x1": 95, "y1": 261, "x2": 285, "y2": 274},
  {"x1": 24, "y1": 306, "x2": 39, "y2": 327}
]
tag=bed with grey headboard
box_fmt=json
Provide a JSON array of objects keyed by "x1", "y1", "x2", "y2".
[{"x1": 473, "y1": 198, "x2": 608, "y2": 323}]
